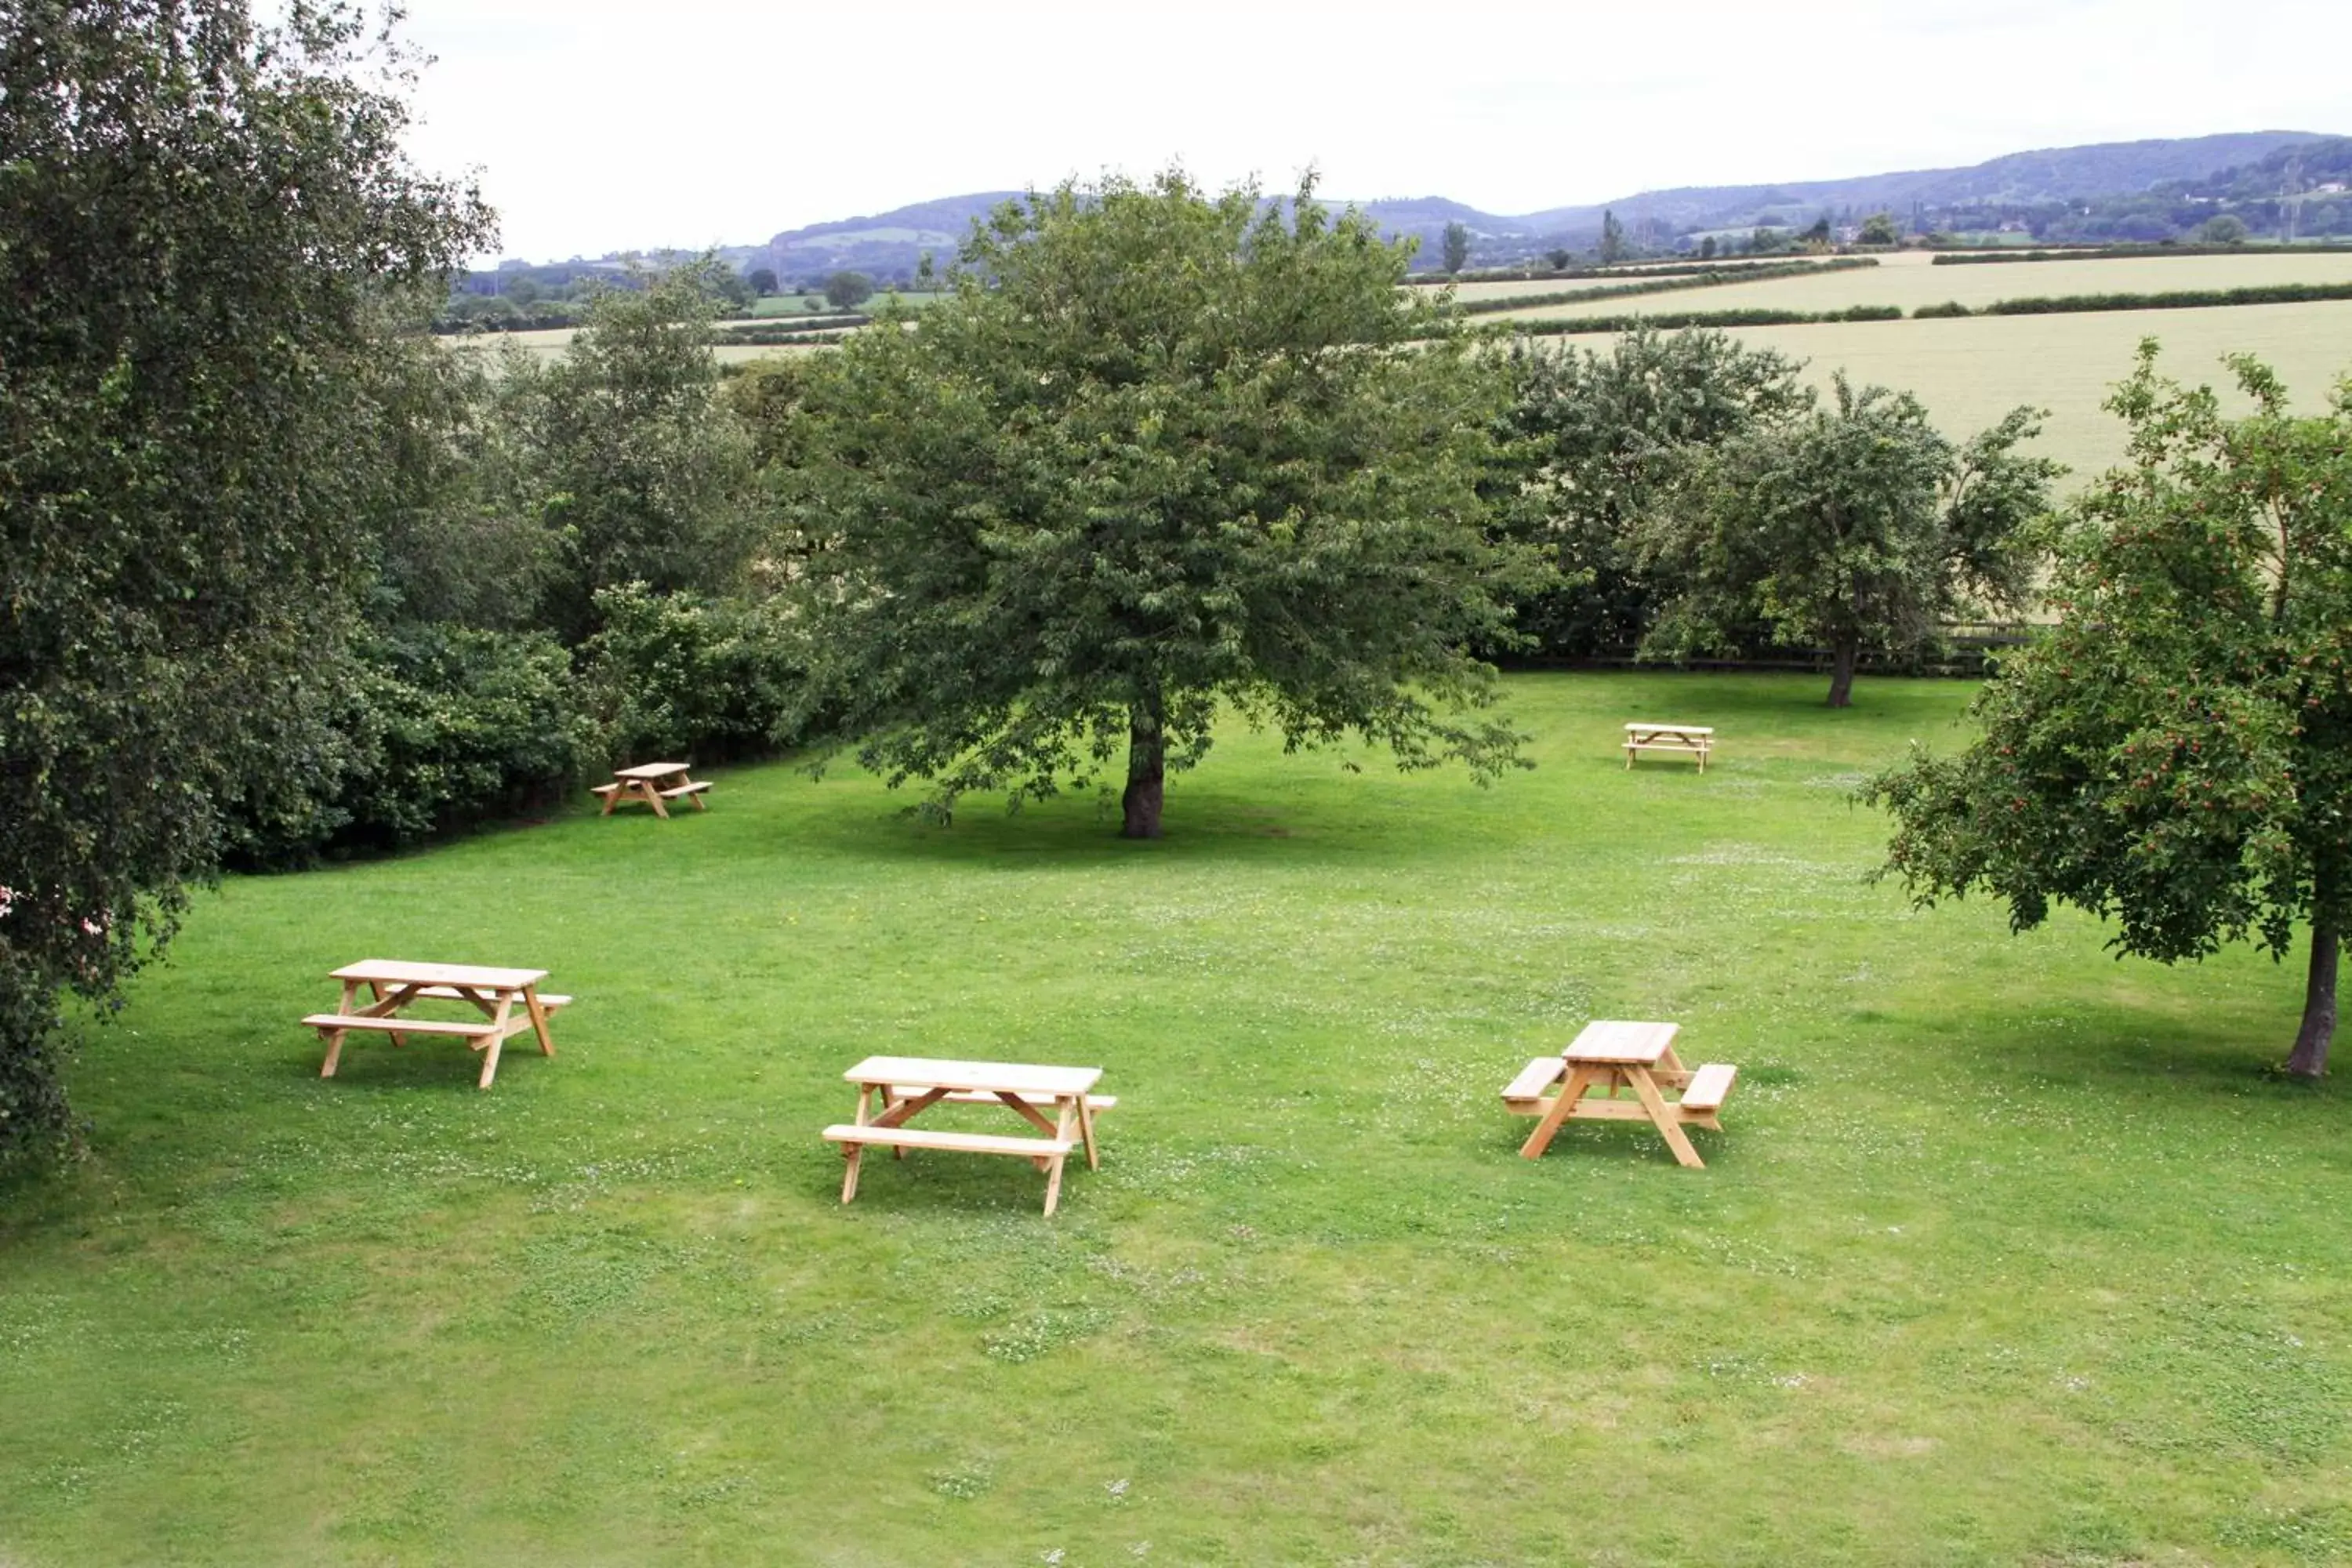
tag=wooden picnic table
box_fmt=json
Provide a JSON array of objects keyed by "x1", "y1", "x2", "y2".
[
  {"x1": 1503, "y1": 1020, "x2": 1737, "y2": 1168},
  {"x1": 823, "y1": 1055, "x2": 1114, "y2": 1216},
  {"x1": 1624, "y1": 721, "x2": 1714, "y2": 771},
  {"x1": 592, "y1": 760, "x2": 711, "y2": 818},
  {"x1": 304, "y1": 958, "x2": 568, "y2": 1090}
]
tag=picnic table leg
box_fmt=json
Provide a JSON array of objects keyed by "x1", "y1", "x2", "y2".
[
  {"x1": 1040, "y1": 1102, "x2": 1080, "y2": 1217},
  {"x1": 684, "y1": 779, "x2": 707, "y2": 811},
  {"x1": 475, "y1": 994, "x2": 516, "y2": 1090},
  {"x1": 1628, "y1": 1069, "x2": 1706, "y2": 1169},
  {"x1": 522, "y1": 986, "x2": 557, "y2": 1058},
  {"x1": 643, "y1": 782, "x2": 670, "y2": 820},
  {"x1": 318, "y1": 978, "x2": 365, "y2": 1077},
  {"x1": 1519, "y1": 1062, "x2": 1595, "y2": 1159},
  {"x1": 600, "y1": 786, "x2": 620, "y2": 816},
  {"x1": 1076, "y1": 1095, "x2": 1099, "y2": 1171},
  {"x1": 840, "y1": 1084, "x2": 877, "y2": 1200}
]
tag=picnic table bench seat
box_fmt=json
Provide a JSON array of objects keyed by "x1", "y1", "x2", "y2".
[
  {"x1": 1501, "y1": 1055, "x2": 1569, "y2": 1113},
  {"x1": 823, "y1": 1124, "x2": 1076, "y2": 1160},
  {"x1": 659, "y1": 781, "x2": 712, "y2": 800},
  {"x1": 1680, "y1": 1062, "x2": 1737, "y2": 1114},
  {"x1": 302, "y1": 1013, "x2": 499, "y2": 1039}
]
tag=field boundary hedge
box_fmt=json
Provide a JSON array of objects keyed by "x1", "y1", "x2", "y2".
[
  {"x1": 1933, "y1": 242, "x2": 2352, "y2": 264},
  {"x1": 1410, "y1": 256, "x2": 1879, "y2": 286},
  {"x1": 1456, "y1": 259, "x2": 1876, "y2": 317},
  {"x1": 1506, "y1": 304, "x2": 1904, "y2": 336}
]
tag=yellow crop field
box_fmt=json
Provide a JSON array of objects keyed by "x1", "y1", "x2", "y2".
[
  {"x1": 1481, "y1": 248, "x2": 2352, "y2": 322},
  {"x1": 1567, "y1": 301, "x2": 2352, "y2": 482}
]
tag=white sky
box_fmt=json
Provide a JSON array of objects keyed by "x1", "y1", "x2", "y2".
[{"x1": 389, "y1": 0, "x2": 2352, "y2": 264}]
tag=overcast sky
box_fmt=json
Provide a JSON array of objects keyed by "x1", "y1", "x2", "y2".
[{"x1": 389, "y1": 0, "x2": 2352, "y2": 264}]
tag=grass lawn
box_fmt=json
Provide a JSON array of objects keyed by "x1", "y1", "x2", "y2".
[{"x1": 4, "y1": 673, "x2": 2349, "y2": 1566}]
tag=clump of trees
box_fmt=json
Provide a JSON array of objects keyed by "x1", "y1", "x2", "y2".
[
  {"x1": 1491, "y1": 332, "x2": 2060, "y2": 705},
  {"x1": 1867, "y1": 346, "x2": 2352, "y2": 1076},
  {"x1": 1640, "y1": 379, "x2": 2059, "y2": 706}
]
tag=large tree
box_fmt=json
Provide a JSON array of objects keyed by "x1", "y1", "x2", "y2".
[
  {"x1": 779, "y1": 171, "x2": 1544, "y2": 838},
  {"x1": 1640, "y1": 377, "x2": 2060, "y2": 706},
  {"x1": 1496, "y1": 327, "x2": 1810, "y2": 657},
  {"x1": 1866, "y1": 346, "x2": 2352, "y2": 1076},
  {"x1": 503, "y1": 263, "x2": 759, "y2": 644},
  {"x1": 0, "y1": 0, "x2": 490, "y2": 1152}
]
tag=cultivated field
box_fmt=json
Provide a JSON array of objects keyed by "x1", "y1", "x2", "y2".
[
  {"x1": 1445, "y1": 260, "x2": 1860, "y2": 304},
  {"x1": 5, "y1": 674, "x2": 2348, "y2": 1566},
  {"x1": 1572, "y1": 302, "x2": 2352, "y2": 483},
  {"x1": 1479, "y1": 249, "x2": 2352, "y2": 321}
]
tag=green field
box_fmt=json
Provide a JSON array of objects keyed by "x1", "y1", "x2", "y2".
[
  {"x1": 5, "y1": 673, "x2": 2350, "y2": 1565},
  {"x1": 1480, "y1": 249, "x2": 2352, "y2": 322}
]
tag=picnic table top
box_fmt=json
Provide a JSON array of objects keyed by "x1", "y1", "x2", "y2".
[
  {"x1": 1623, "y1": 721, "x2": 1714, "y2": 735},
  {"x1": 331, "y1": 958, "x2": 550, "y2": 990},
  {"x1": 1563, "y1": 1019, "x2": 1682, "y2": 1065},
  {"x1": 844, "y1": 1054, "x2": 1102, "y2": 1098},
  {"x1": 612, "y1": 760, "x2": 694, "y2": 781}
]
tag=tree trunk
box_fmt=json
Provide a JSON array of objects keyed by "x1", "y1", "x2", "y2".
[
  {"x1": 2286, "y1": 917, "x2": 2338, "y2": 1078},
  {"x1": 1121, "y1": 689, "x2": 1166, "y2": 840},
  {"x1": 1826, "y1": 639, "x2": 1859, "y2": 709}
]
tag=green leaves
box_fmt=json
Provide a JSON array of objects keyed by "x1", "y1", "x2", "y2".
[
  {"x1": 1867, "y1": 346, "x2": 2352, "y2": 1069},
  {"x1": 780, "y1": 171, "x2": 1538, "y2": 831},
  {"x1": 1640, "y1": 374, "x2": 2059, "y2": 705},
  {"x1": 0, "y1": 0, "x2": 492, "y2": 1152}
]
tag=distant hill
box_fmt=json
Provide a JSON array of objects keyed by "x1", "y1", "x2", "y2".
[{"x1": 485, "y1": 132, "x2": 2350, "y2": 292}]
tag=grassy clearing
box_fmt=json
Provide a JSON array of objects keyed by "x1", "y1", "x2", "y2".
[
  {"x1": 1482, "y1": 250, "x2": 2352, "y2": 321},
  {"x1": 1573, "y1": 303, "x2": 2352, "y2": 484},
  {"x1": 4, "y1": 673, "x2": 2349, "y2": 1564}
]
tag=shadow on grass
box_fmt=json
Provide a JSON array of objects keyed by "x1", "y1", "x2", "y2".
[
  {"x1": 776, "y1": 786, "x2": 1479, "y2": 873},
  {"x1": 1946, "y1": 998, "x2": 2343, "y2": 1103}
]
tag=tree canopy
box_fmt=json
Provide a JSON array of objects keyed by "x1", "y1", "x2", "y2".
[
  {"x1": 0, "y1": 0, "x2": 491, "y2": 1152},
  {"x1": 500, "y1": 264, "x2": 759, "y2": 644},
  {"x1": 1867, "y1": 345, "x2": 2352, "y2": 1075},
  {"x1": 1640, "y1": 378, "x2": 2060, "y2": 705},
  {"x1": 823, "y1": 270, "x2": 876, "y2": 310},
  {"x1": 779, "y1": 171, "x2": 1544, "y2": 837},
  {"x1": 1442, "y1": 220, "x2": 1471, "y2": 275},
  {"x1": 1494, "y1": 328, "x2": 1810, "y2": 658}
]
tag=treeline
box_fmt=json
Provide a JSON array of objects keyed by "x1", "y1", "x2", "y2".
[
  {"x1": 1409, "y1": 256, "x2": 1879, "y2": 287},
  {"x1": 1933, "y1": 241, "x2": 2352, "y2": 264},
  {"x1": 711, "y1": 316, "x2": 869, "y2": 345}
]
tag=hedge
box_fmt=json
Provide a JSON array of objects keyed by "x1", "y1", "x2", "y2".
[
  {"x1": 1456, "y1": 258, "x2": 1878, "y2": 317},
  {"x1": 1508, "y1": 304, "x2": 1904, "y2": 336},
  {"x1": 1932, "y1": 242, "x2": 2352, "y2": 265}
]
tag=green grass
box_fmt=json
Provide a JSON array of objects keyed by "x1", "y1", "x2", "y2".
[{"x1": 5, "y1": 673, "x2": 2350, "y2": 1565}]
